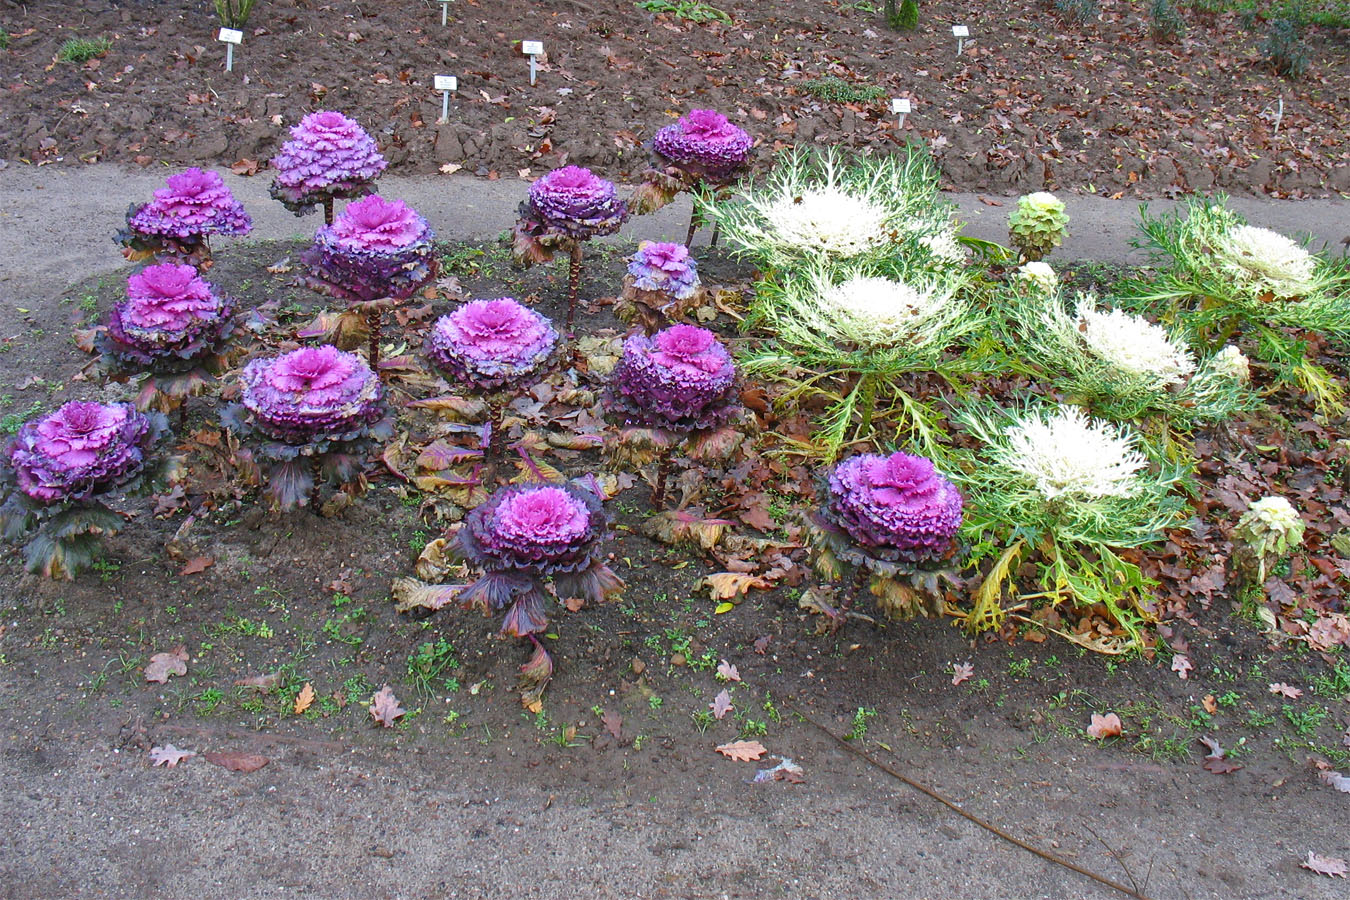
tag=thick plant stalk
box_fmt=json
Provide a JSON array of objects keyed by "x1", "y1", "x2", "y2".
[
  {"x1": 484, "y1": 400, "x2": 506, "y2": 459},
  {"x1": 367, "y1": 307, "x2": 382, "y2": 370},
  {"x1": 651, "y1": 452, "x2": 673, "y2": 509},
  {"x1": 567, "y1": 243, "x2": 584, "y2": 330},
  {"x1": 686, "y1": 208, "x2": 700, "y2": 247},
  {"x1": 322, "y1": 196, "x2": 335, "y2": 227}
]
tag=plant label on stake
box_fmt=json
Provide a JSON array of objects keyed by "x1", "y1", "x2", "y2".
[
  {"x1": 951, "y1": 25, "x2": 969, "y2": 56},
  {"x1": 439, "y1": 0, "x2": 452, "y2": 27},
  {"x1": 434, "y1": 75, "x2": 457, "y2": 124},
  {"x1": 218, "y1": 27, "x2": 243, "y2": 73},
  {"x1": 891, "y1": 97, "x2": 912, "y2": 130},
  {"x1": 521, "y1": 40, "x2": 544, "y2": 86}
]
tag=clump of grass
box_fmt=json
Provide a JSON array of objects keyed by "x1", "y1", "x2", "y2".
[
  {"x1": 802, "y1": 76, "x2": 886, "y2": 103},
  {"x1": 56, "y1": 36, "x2": 111, "y2": 64},
  {"x1": 1259, "y1": 17, "x2": 1309, "y2": 78},
  {"x1": 1149, "y1": 0, "x2": 1187, "y2": 40},
  {"x1": 635, "y1": 0, "x2": 732, "y2": 24},
  {"x1": 0, "y1": 27, "x2": 11, "y2": 51},
  {"x1": 1055, "y1": 0, "x2": 1100, "y2": 23}
]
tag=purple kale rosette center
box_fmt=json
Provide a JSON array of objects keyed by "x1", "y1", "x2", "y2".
[
  {"x1": 651, "y1": 109, "x2": 753, "y2": 180},
  {"x1": 605, "y1": 324, "x2": 740, "y2": 434},
  {"x1": 9, "y1": 401, "x2": 155, "y2": 504},
  {"x1": 627, "y1": 242, "x2": 701, "y2": 300},
  {"x1": 103, "y1": 263, "x2": 234, "y2": 369},
  {"x1": 301, "y1": 195, "x2": 436, "y2": 303},
  {"x1": 270, "y1": 110, "x2": 388, "y2": 214},
  {"x1": 517, "y1": 165, "x2": 628, "y2": 245},
  {"x1": 820, "y1": 451, "x2": 964, "y2": 565},
  {"x1": 238, "y1": 345, "x2": 388, "y2": 447},
  {"x1": 119, "y1": 168, "x2": 252, "y2": 258},
  {"x1": 424, "y1": 298, "x2": 558, "y2": 393}
]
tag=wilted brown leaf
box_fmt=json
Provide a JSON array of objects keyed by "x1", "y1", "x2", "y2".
[
  {"x1": 715, "y1": 740, "x2": 767, "y2": 762},
  {"x1": 1171, "y1": 654, "x2": 1193, "y2": 679},
  {"x1": 293, "y1": 683, "x2": 315, "y2": 715},
  {"x1": 145, "y1": 646, "x2": 189, "y2": 684},
  {"x1": 149, "y1": 744, "x2": 195, "y2": 767},
  {"x1": 1086, "y1": 713, "x2": 1122, "y2": 739},
  {"x1": 1302, "y1": 852, "x2": 1349, "y2": 878},
  {"x1": 602, "y1": 708, "x2": 623, "y2": 740},
  {"x1": 369, "y1": 685, "x2": 405, "y2": 727},
  {"x1": 203, "y1": 751, "x2": 269, "y2": 773},
  {"x1": 233, "y1": 672, "x2": 281, "y2": 693},
  {"x1": 179, "y1": 556, "x2": 213, "y2": 576},
  {"x1": 702, "y1": 572, "x2": 769, "y2": 603},
  {"x1": 230, "y1": 157, "x2": 260, "y2": 176},
  {"x1": 1268, "y1": 682, "x2": 1303, "y2": 699},
  {"x1": 716, "y1": 660, "x2": 741, "y2": 682},
  {"x1": 951, "y1": 662, "x2": 974, "y2": 686},
  {"x1": 710, "y1": 689, "x2": 733, "y2": 720}
]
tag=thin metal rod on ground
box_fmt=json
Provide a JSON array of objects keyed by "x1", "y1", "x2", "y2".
[{"x1": 784, "y1": 700, "x2": 1156, "y2": 900}]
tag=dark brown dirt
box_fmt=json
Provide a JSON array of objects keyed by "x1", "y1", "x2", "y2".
[{"x1": 1, "y1": 0, "x2": 1347, "y2": 197}]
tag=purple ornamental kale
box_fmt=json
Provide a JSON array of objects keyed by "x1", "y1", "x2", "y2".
[
  {"x1": 606, "y1": 324, "x2": 739, "y2": 434},
  {"x1": 8, "y1": 402, "x2": 156, "y2": 505},
  {"x1": 651, "y1": 109, "x2": 754, "y2": 180},
  {"x1": 521, "y1": 166, "x2": 628, "y2": 241},
  {"x1": 301, "y1": 195, "x2": 436, "y2": 305},
  {"x1": 424, "y1": 299, "x2": 558, "y2": 393},
  {"x1": 820, "y1": 452, "x2": 963, "y2": 565},
  {"x1": 455, "y1": 482, "x2": 621, "y2": 637},
  {"x1": 119, "y1": 168, "x2": 252, "y2": 260},
  {"x1": 102, "y1": 264, "x2": 235, "y2": 369},
  {"x1": 270, "y1": 110, "x2": 388, "y2": 215},
  {"x1": 627, "y1": 242, "x2": 701, "y2": 300},
  {"x1": 238, "y1": 345, "x2": 388, "y2": 447}
]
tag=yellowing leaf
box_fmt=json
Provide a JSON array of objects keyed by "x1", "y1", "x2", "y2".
[
  {"x1": 716, "y1": 740, "x2": 767, "y2": 762},
  {"x1": 293, "y1": 682, "x2": 315, "y2": 715},
  {"x1": 714, "y1": 602, "x2": 735, "y2": 615},
  {"x1": 702, "y1": 572, "x2": 769, "y2": 603}
]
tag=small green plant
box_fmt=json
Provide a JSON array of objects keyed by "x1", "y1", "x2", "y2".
[
  {"x1": 1008, "y1": 658, "x2": 1032, "y2": 678},
  {"x1": 214, "y1": 0, "x2": 258, "y2": 29},
  {"x1": 56, "y1": 37, "x2": 112, "y2": 64},
  {"x1": 407, "y1": 639, "x2": 461, "y2": 696},
  {"x1": 635, "y1": 0, "x2": 732, "y2": 24},
  {"x1": 1259, "y1": 18, "x2": 1309, "y2": 78},
  {"x1": 1149, "y1": 0, "x2": 1187, "y2": 40},
  {"x1": 1008, "y1": 192, "x2": 1070, "y2": 262},
  {"x1": 802, "y1": 76, "x2": 886, "y2": 103},
  {"x1": 0, "y1": 28, "x2": 10, "y2": 51},
  {"x1": 1310, "y1": 661, "x2": 1350, "y2": 699},
  {"x1": 1055, "y1": 0, "x2": 1100, "y2": 22},
  {"x1": 844, "y1": 706, "x2": 877, "y2": 741},
  {"x1": 195, "y1": 687, "x2": 225, "y2": 716},
  {"x1": 648, "y1": 695, "x2": 664, "y2": 711},
  {"x1": 691, "y1": 709, "x2": 715, "y2": 733},
  {"x1": 1284, "y1": 703, "x2": 1329, "y2": 735},
  {"x1": 887, "y1": 0, "x2": 920, "y2": 29}
]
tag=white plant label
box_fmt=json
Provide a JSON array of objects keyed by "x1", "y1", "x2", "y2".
[
  {"x1": 521, "y1": 41, "x2": 544, "y2": 56},
  {"x1": 434, "y1": 75, "x2": 458, "y2": 92},
  {"x1": 891, "y1": 98, "x2": 912, "y2": 115},
  {"x1": 952, "y1": 25, "x2": 969, "y2": 56},
  {"x1": 217, "y1": 28, "x2": 243, "y2": 44}
]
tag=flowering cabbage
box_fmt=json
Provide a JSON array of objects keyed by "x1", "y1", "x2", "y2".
[
  {"x1": 2, "y1": 401, "x2": 169, "y2": 579},
  {"x1": 1014, "y1": 261, "x2": 1059, "y2": 294},
  {"x1": 1211, "y1": 344, "x2": 1251, "y2": 383},
  {"x1": 820, "y1": 452, "x2": 963, "y2": 564},
  {"x1": 8, "y1": 402, "x2": 156, "y2": 504},
  {"x1": 1075, "y1": 304, "x2": 1196, "y2": 389},
  {"x1": 424, "y1": 299, "x2": 558, "y2": 393},
  {"x1": 763, "y1": 187, "x2": 889, "y2": 259},
  {"x1": 455, "y1": 482, "x2": 622, "y2": 637},
  {"x1": 1002, "y1": 406, "x2": 1146, "y2": 501},
  {"x1": 627, "y1": 242, "x2": 701, "y2": 300},
  {"x1": 118, "y1": 168, "x2": 252, "y2": 260},
  {"x1": 237, "y1": 345, "x2": 388, "y2": 447},
  {"x1": 1217, "y1": 225, "x2": 1317, "y2": 299},
  {"x1": 301, "y1": 195, "x2": 437, "y2": 304},
  {"x1": 516, "y1": 165, "x2": 628, "y2": 245},
  {"x1": 270, "y1": 110, "x2": 388, "y2": 215},
  {"x1": 651, "y1": 109, "x2": 754, "y2": 180},
  {"x1": 606, "y1": 324, "x2": 740, "y2": 434},
  {"x1": 101, "y1": 264, "x2": 235, "y2": 370},
  {"x1": 1009, "y1": 191, "x2": 1069, "y2": 261}
]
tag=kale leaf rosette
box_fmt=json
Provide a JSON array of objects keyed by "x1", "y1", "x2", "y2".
[
  {"x1": 117, "y1": 168, "x2": 252, "y2": 263},
  {"x1": 1, "y1": 401, "x2": 170, "y2": 579},
  {"x1": 634, "y1": 109, "x2": 754, "y2": 214},
  {"x1": 605, "y1": 324, "x2": 740, "y2": 435},
  {"x1": 455, "y1": 482, "x2": 622, "y2": 637},
  {"x1": 224, "y1": 345, "x2": 392, "y2": 509},
  {"x1": 301, "y1": 195, "x2": 437, "y2": 304},
  {"x1": 424, "y1": 298, "x2": 558, "y2": 394},
  {"x1": 269, "y1": 110, "x2": 388, "y2": 216},
  {"x1": 513, "y1": 165, "x2": 628, "y2": 260},
  {"x1": 617, "y1": 242, "x2": 705, "y2": 332}
]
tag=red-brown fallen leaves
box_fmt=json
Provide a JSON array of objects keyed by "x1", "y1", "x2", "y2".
[
  {"x1": 1199, "y1": 736, "x2": 1243, "y2": 774},
  {"x1": 601, "y1": 709, "x2": 623, "y2": 741},
  {"x1": 369, "y1": 685, "x2": 405, "y2": 727},
  {"x1": 710, "y1": 689, "x2": 733, "y2": 720},
  {"x1": 715, "y1": 660, "x2": 741, "y2": 682},
  {"x1": 149, "y1": 744, "x2": 195, "y2": 767},
  {"x1": 203, "y1": 751, "x2": 269, "y2": 773},
  {"x1": 145, "y1": 646, "x2": 189, "y2": 684},
  {"x1": 179, "y1": 556, "x2": 213, "y2": 576},
  {"x1": 233, "y1": 672, "x2": 281, "y2": 692},
  {"x1": 951, "y1": 662, "x2": 974, "y2": 686},
  {"x1": 1301, "y1": 852, "x2": 1348, "y2": 878},
  {"x1": 715, "y1": 740, "x2": 767, "y2": 762},
  {"x1": 702, "y1": 572, "x2": 769, "y2": 603},
  {"x1": 1086, "y1": 713, "x2": 1122, "y2": 740},
  {"x1": 1268, "y1": 682, "x2": 1303, "y2": 699},
  {"x1": 1171, "y1": 654, "x2": 1193, "y2": 679}
]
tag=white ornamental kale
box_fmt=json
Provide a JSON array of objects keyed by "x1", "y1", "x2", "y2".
[
  {"x1": 762, "y1": 187, "x2": 889, "y2": 258},
  {"x1": 999, "y1": 406, "x2": 1147, "y2": 501},
  {"x1": 1013, "y1": 261, "x2": 1059, "y2": 294},
  {"x1": 1217, "y1": 225, "x2": 1317, "y2": 299},
  {"x1": 1075, "y1": 303, "x2": 1196, "y2": 389},
  {"x1": 819, "y1": 274, "x2": 954, "y2": 345}
]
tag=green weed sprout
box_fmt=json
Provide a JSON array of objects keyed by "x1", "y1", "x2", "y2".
[
  {"x1": 952, "y1": 403, "x2": 1189, "y2": 651},
  {"x1": 1009, "y1": 192, "x2": 1069, "y2": 262},
  {"x1": 1124, "y1": 196, "x2": 1350, "y2": 410}
]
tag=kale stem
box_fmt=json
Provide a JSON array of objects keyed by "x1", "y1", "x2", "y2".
[
  {"x1": 651, "y1": 452, "x2": 672, "y2": 509},
  {"x1": 367, "y1": 307, "x2": 382, "y2": 371},
  {"x1": 567, "y1": 243, "x2": 584, "y2": 332}
]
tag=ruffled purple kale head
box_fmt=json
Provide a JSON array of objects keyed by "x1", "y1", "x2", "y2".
[
  {"x1": 458, "y1": 482, "x2": 606, "y2": 577},
  {"x1": 523, "y1": 166, "x2": 628, "y2": 240},
  {"x1": 9, "y1": 401, "x2": 154, "y2": 504},
  {"x1": 627, "y1": 242, "x2": 700, "y2": 300},
  {"x1": 125, "y1": 168, "x2": 252, "y2": 242},
  {"x1": 270, "y1": 110, "x2": 387, "y2": 209},
  {"x1": 105, "y1": 263, "x2": 234, "y2": 366},
  {"x1": 606, "y1": 324, "x2": 739, "y2": 433},
  {"x1": 652, "y1": 109, "x2": 753, "y2": 179},
  {"x1": 303, "y1": 196, "x2": 436, "y2": 303},
  {"x1": 425, "y1": 298, "x2": 558, "y2": 393},
  {"x1": 823, "y1": 452, "x2": 963, "y2": 564},
  {"x1": 239, "y1": 345, "x2": 386, "y2": 445}
]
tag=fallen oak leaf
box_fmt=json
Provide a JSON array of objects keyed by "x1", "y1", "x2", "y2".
[
  {"x1": 1198, "y1": 735, "x2": 1226, "y2": 759},
  {"x1": 701, "y1": 572, "x2": 769, "y2": 603},
  {"x1": 1171, "y1": 653, "x2": 1193, "y2": 680},
  {"x1": 369, "y1": 685, "x2": 405, "y2": 727},
  {"x1": 715, "y1": 740, "x2": 767, "y2": 762},
  {"x1": 951, "y1": 661, "x2": 974, "y2": 686},
  {"x1": 1317, "y1": 768, "x2": 1350, "y2": 793},
  {"x1": 1269, "y1": 682, "x2": 1303, "y2": 699},
  {"x1": 716, "y1": 660, "x2": 741, "y2": 682},
  {"x1": 1302, "y1": 851, "x2": 1349, "y2": 878},
  {"x1": 752, "y1": 756, "x2": 805, "y2": 784},
  {"x1": 752, "y1": 635, "x2": 771, "y2": 654},
  {"x1": 601, "y1": 708, "x2": 623, "y2": 741},
  {"x1": 710, "y1": 689, "x2": 733, "y2": 720},
  {"x1": 1086, "y1": 713, "x2": 1122, "y2": 739},
  {"x1": 1204, "y1": 757, "x2": 1243, "y2": 774},
  {"x1": 145, "y1": 646, "x2": 189, "y2": 684},
  {"x1": 202, "y1": 751, "x2": 269, "y2": 773},
  {"x1": 293, "y1": 682, "x2": 315, "y2": 715},
  {"x1": 179, "y1": 556, "x2": 213, "y2": 576},
  {"x1": 149, "y1": 744, "x2": 195, "y2": 767}
]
